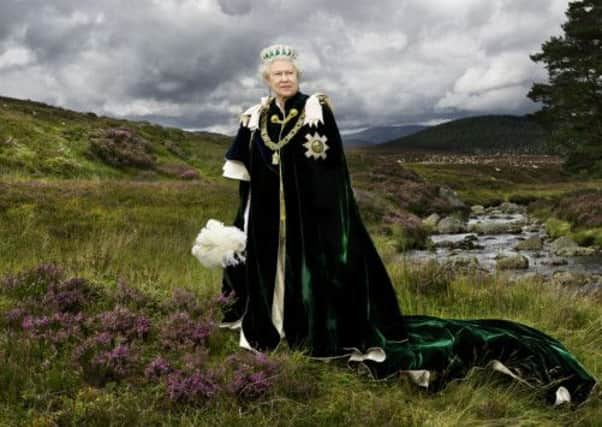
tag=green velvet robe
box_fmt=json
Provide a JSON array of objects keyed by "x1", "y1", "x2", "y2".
[{"x1": 221, "y1": 91, "x2": 596, "y2": 404}]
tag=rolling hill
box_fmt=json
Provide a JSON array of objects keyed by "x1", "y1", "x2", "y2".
[
  {"x1": 373, "y1": 115, "x2": 552, "y2": 154},
  {"x1": 0, "y1": 95, "x2": 230, "y2": 179},
  {"x1": 343, "y1": 125, "x2": 427, "y2": 146}
]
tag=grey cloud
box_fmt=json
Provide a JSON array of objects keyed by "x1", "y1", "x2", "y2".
[
  {"x1": 0, "y1": 0, "x2": 569, "y2": 134},
  {"x1": 217, "y1": 0, "x2": 253, "y2": 16}
]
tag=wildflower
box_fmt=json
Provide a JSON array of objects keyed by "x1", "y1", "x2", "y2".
[
  {"x1": 96, "y1": 306, "x2": 150, "y2": 341},
  {"x1": 1, "y1": 263, "x2": 64, "y2": 298},
  {"x1": 116, "y1": 279, "x2": 148, "y2": 306},
  {"x1": 225, "y1": 352, "x2": 280, "y2": 399},
  {"x1": 4, "y1": 307, "x2": 26, "y2": 328},
  {"x1": 94, "y1": 332, "x2": 113, "y2": 346},
  {"x1": 165, "y1": 370, "x2": 219, "y2": 403},
  {"x1": 169, "y1": 288, "x2": 201, "y2": 314},
  {"x1": 181, "y1": 350, "x2": 209, "y2": 371},
  {"x1": 144, "y1": 357, "x2": 172, "y2": 381},
  {"x1": 91, "y1": 344, "x2": 136, "y2": 379},
  {"x1": 159, "y1": 312, "x2": 213, "y2": 350},
  {"x1": 43, "y1": 277, "x2": 92, "y2": 313},
  {"x1": 215, "y1": 290, "x2": 237, "y2": 307}
]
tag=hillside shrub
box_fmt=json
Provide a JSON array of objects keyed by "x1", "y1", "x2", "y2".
[{"x1": 88, "y1": 128, "x2": 155, "y2": 169}]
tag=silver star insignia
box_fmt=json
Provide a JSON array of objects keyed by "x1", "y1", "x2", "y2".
[{"x1": 303, "y1": 132, "x2": 329, "y2": 160}]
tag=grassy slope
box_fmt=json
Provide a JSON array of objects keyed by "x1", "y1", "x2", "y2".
[
  {"x1": 0, "y1": 95, "x2": 229, "y2": 180},
  {"x1": 0, "y1": 98, "x2": 601, "y2": 425}
]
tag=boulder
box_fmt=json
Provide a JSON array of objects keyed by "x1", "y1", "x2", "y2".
[
  {"x1": 551, "y1": 271, "x2": 589, "y2": 287},
  {"x1": 434, "y1": 234, "x2": 483, "y2": 250},
  {"x1": 422, "y1": 213, "x2": 441, "y2": 229},
  {"x1": 499, "y1": 202, "x2": 524, "y2": 214},
  {"x1": 514, "y1": 236, "x2": 544, "y2": 251},
  {"x1": 437, "y1": 216, "x2": 467, "y2": 234},
  {"x1": 496, "y1": 254, "x2": 529, "y2": 270},
  {"x1": 468, "y1": 221, "x2": 523, "y2": 235},
  {"x1": 550, "y1": 236, "x2": 596, "y2": 256},
  {"x1": 471, "y1": 205, "x2": 485, "y2": 215}
]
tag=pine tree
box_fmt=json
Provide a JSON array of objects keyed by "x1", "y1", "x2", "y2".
[{"x1": 527, "y1": 0, "x2": 602, "y2": 176}]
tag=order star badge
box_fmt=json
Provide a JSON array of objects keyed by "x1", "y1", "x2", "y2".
[{"x1": 303, "y1": 132, "x2": 329, "y2": 160}]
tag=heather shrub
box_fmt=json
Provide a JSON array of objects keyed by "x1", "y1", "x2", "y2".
[
  {"x1": 165, "y1": 287, "x2": 203, "y2": 315},
  {"x1": 223, "y1": 352, "x2": 281, "y2": 400},
  {"x1": 88, "y1": 128, "x2": 156, "y2": 169},
  {"x1": 21, "y1": 312, "x2": 86, "y2": 345},
  {"x1": 1, "y1": 263, "x2": 64, "y2": 300},
  {"x1": 93, "y1": 306, "x2": 151, "y2": 341},
  {"x1": 144, "y1": 356, "x2": 172, "y2": 381},
  {"x1": 114, "y1": 279, "x2": 151, "y2": 309},
  {"x1": 74, "y1": 337, "x2": 138, "y2": 386},
  {"x1": 164, "y1": 369, "x2": 220, "y2": 404},
  {"x1": 0, "y1": 264, "x2": 290, "y2": 408},
  {"x1": 42, "y1": 277, "x2": 96, "y2": 313},
  {"x1": 553, "y1": 189, "x2": 602, "y2": 227},
  {"x1": 159, "y1": 311, "x2": 212, "y2": 350}
]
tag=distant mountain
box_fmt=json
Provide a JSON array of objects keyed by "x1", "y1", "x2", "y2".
[
  {"x1": 343, "y1": 125, "x2": 427, "y2": 146},
  {"x1": 373, "y1": 115, "x2": 552, "y2": 154},
  {"x1": 0, "y1": 95, "x2": 230, "y2": 179}
]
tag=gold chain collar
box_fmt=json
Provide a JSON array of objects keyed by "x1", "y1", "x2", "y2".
[{"x1": 260, "y1": 107, "x2": 306, "y2": 152}]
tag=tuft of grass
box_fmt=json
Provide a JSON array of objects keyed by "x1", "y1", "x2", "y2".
[
  {"x1": 573, "y1": 227, "x2": 602, "y2": 247},
  {"x1": 544, "y1": 217, "x2": 572, "y2": 239}
]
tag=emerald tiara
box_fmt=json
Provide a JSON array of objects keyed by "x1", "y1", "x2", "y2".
[{"x1": 260, "y1": 44, "x2": 298, "y2": 64}]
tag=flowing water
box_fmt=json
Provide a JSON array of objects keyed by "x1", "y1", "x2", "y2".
[{"x1": 404, "y1": 208, "x2": 602, "y2": 284}]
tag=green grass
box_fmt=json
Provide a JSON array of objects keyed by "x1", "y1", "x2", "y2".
[
  {"x1": 0, "y1": 176, "x2": 600, "y2": 426},
  {"x1": 400, "y1": 161, "x2": 601, "y2": 206}
]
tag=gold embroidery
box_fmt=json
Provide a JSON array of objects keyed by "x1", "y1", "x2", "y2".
[{"x1": 270, "y1": 108, "x2": 299, "y2": 126}]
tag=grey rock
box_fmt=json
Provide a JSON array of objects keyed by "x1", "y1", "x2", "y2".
[
  {"x1": 551, "y1": 271, "x2": 589, "y2": 287},
  {"x1": 550, "y1": 236, "x2": 596, "y2": 256},
  {"x1": 434, "y1": 234, "x2": 483, "y2": 250},
  {"x1": 471, "y1": 205, "x2": 485, "y2": 215},
  {"x1": 496, "y1": 254, "x2": 529, "y2": 270},
  {"x1": 437, "y1": 216, "x2": 467, "y2": 234},
  {"x1": 468, "y1": 221, "x2": 523, "y2": 235},
  {"x1": 514, "y1": 236, "x2": 544, "y2": 251},
  {"x1": 422, "y1": 213, "x2": 441, "y2": 228},
  {"x1": 499, "y1": 202, "x2": 524, "y2": 214}
]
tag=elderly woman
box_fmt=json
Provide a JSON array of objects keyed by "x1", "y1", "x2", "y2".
[{"x1": 215, "y1": 44, "x2": 595, "y2": 405}]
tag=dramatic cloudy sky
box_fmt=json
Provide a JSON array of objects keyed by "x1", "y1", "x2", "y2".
[{"x1": 0, "y1": 0, "x2": 570, "y2": 134}]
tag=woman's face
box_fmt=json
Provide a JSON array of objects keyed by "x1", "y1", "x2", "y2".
[{"x1": 265, "y1": 59, "x2": 299, "y2": 100}]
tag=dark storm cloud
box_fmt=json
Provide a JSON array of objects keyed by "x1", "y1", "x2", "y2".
[
  {"x1": 0, "y1": 0, "x2": 570, "y2": 134},
  {"x1": 217, "y1": 0, "x2": 253, "y2": 16}
]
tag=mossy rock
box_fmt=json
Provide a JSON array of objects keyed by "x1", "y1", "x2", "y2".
[
  {"x1": 514, "y1": 236, "x2": 543, "y2": 251},
  {"x1": 496, "y1": 254, "x2": 529, "y2": 270}
]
